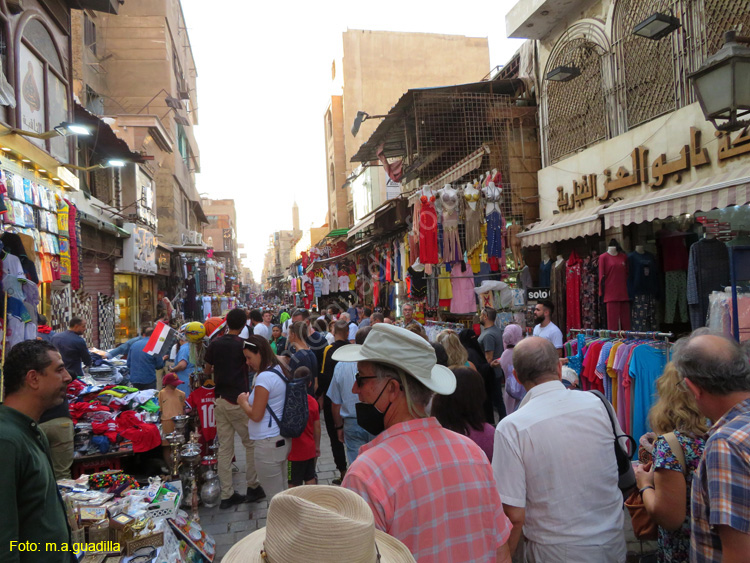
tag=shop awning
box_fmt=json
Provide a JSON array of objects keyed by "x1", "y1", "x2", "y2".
[
  {"x1": 518, "y1": 205, "x2": 607, "y2": 247},
  {"x1": 601, "y1": 166, "x2": 750, "y2": 229},
  {"x1": 348, "y1": 200, "x2": 399, "y2": 240},
  {"x1": 306, "y1": 242, "x2": 373, "y2": 272},
  {"x1": 427, "y1": 145, "x2": 490, "y2": 186},
  {"x1": 73, "y1": 103, "x2": 146, "y2": 164}
]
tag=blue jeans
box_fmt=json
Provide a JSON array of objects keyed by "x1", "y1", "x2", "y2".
[{"x1": 343, "y1": 418, "x2": 375, "y2": 465}]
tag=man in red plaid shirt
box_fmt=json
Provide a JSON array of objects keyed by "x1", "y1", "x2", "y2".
[{"x1": 334, "y1": 324, "x2": 512, "y2": 563}]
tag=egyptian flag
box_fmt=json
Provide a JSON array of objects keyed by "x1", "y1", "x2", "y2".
[{"x1": 143, "y1": 321, "x2": 177, "y2": 356}]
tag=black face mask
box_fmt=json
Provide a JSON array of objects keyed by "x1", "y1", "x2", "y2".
[{"x1": 355, "y1": 381, "x2": 393, "y2": 436}]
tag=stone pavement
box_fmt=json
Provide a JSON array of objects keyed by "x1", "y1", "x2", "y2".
[
  {"x1": 198, "y1": 422, "x2": 341, "y2": 561},
  {"x1": 198, "y1": 419, "x2": 656, "y2": 562}
]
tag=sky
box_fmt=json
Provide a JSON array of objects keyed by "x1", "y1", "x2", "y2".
[{"x1": 181, "y1": 0, "x2": 525, "y2": 281}]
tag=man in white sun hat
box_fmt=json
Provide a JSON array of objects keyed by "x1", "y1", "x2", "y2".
[
  {"x1": 333, "y1": 323, "x2": 512, "y2": 563},
  {"x1": 224, "y1": 485, "x2": 415, "y2": 562}
]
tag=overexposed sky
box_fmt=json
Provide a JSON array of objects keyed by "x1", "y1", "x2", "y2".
[{"x1": 181, "y1": 0, "x2": 524, "y2": 281}]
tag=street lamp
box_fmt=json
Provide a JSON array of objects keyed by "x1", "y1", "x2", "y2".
[
  {"x1": 633, "y1": 12, "x2": 681, "y2": 41},
  {"x1": 351, "y1": 111, "x2": 388, "y2": 137},
  {"x1": 689, "y1": 31, "x2": 750, "y2": 132},
  {"x1": 545, "y1": 65, "x2": 581, "y2": 82},
  {"x1": 0, "y1": 121, "x2": 92, "y2": 140},
  {"x1": 64, "y1": 159, "x2": 128, "y2": 172}
]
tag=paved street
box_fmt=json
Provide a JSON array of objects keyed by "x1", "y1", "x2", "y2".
[{"x1": 199, "y1": 419, "x2": 656, "y2": 562}]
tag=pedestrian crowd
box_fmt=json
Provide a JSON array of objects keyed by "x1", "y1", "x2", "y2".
[{"x1": 2, "y1": 298, "x2": 750, "y2": 563}]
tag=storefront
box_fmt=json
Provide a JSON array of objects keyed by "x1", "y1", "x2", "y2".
[
  {"x1": 518, "y1": 102, "x2": 750, "y2": 339},
  {"x1": 114, "y1": 222, "x2": 157, "y2": 342}
]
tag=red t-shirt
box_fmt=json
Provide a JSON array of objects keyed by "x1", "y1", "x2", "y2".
[
  {"x1": 187, "y1": 385, "x2": 217, "y2": 443},
  {"x1": 288, "y1": 395, "x2": 319, "y2": 462}
]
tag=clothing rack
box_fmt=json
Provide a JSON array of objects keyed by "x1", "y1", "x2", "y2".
[{"x1": 569, "y1": 328, "x2": 673, "y2": 348}]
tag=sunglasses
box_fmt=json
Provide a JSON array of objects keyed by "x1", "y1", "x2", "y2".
[{"x1": 354, "y1": 372, "x2": 378, "y2": 387}]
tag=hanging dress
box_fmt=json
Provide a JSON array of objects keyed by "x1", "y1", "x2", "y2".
[
  {"x1": 440, "y1": 190, "x2": 462, "y2": 263},
  {"x1": 418, "y1": 195, "x2": 439, "y2": 264},
  {"x1": 463, "y1": 188, "x2": 483, "y2": 256}
]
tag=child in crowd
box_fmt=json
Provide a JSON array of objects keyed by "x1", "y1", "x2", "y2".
[
  {"x1": 159, "y1": 372, "x2": 188, "y2": 469},
  {"x1": 187, "y1": 375, "x2": 217, "y2": 456},
  {"x1": 287, "y1": 367, "x2": 321, "y2": 487}
]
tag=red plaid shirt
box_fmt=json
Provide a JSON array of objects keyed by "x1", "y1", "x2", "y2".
[{"x1": 343, "y1": 417, "x2": 511, "y2": 562}]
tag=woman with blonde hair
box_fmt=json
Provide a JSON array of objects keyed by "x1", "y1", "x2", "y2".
[
  {"x1": 436, "y1": 330, "x2": 476, "y2": 370},
  {"x1": 634, "y1": 362, "x2": 708, "y2": 563}
]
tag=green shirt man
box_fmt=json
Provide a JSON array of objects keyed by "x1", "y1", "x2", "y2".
[{"x1": 0, "y1": 340, "x2": 75, "y2": 562}]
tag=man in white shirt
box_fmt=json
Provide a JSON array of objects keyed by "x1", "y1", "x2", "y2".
[
  {"x1": 532, "y1": 300, "x2": 563, "y2": 356},
  {"x1": 492, "y1": 337, "x2": 626, "y2": 563},
  {"x1": 339, "y1": 312, "x2": 358, "y2": 344}
]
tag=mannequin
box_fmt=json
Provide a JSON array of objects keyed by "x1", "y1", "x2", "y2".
[
  {"x1": 483, "y1": 171, "x2": 504, "y2": 260},
  {"x1": 438, "y1": 184, "x2": 462, "y2": 263},
  {"x1": 599, "y1": 239, "x2": 631, "y2": 330},
  {"x1": 462, "y1": 182, "x2": 483, "y2": 255},
  {"x1": 628, "y1": 243, "x2": 659, "y2": 331},
  {"x1": 555, "y1": 254, "x2": 565, "y2": 267},
  {"x1": 539, "y1": 252, "x2": 552, "y2": 287},
  {"x1": 418, "y1": 184, "x2": 439, "y2": 264}
]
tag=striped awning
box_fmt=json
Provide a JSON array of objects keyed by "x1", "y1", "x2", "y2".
[
  {"x1": 518, "y1": 205, "x2": 607, "y2": 247},
  {"x1": 427, "y1": 145, "x2": 490, "y2": 187},
  {"x1": 601, "y1": 166, "x2": 750, "y2": 229}
]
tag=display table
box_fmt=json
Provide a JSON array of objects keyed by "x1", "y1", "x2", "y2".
[{"x1": 72, "y1": 448, "x2": 134, "y2": 479}]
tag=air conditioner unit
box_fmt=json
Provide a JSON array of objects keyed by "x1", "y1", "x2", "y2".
[{"x1": 188, "y1": 230, "x2": 202, "y2": 245}]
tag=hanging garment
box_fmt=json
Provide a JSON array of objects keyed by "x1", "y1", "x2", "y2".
[
  {"x1": 418, "y1": 199, "x2": 439, "y2": 264},
  {"x1": 664, "y1": 271, "x2": 689, "y2": 324},
  {"x1": 441, "y1": 207, "x2": 462, "y2": 264},
  {"x1": 450, "y1": 264, "x2": 477, "y2": 314},
  {"x1": 408, "y1": 266, "x2": 427, "y2": 299},
  {"x1": 599, "y1": 252, "x2": 630, "y2": 330},
  {"x1": 438, "y1": 266, "x2": 453, "y2": 308},
  {"x1": 581, "y1": 252, "x2": 600, "y2": 330},
  {"x1": 566, "y1": 251, "x2": 582, "y2": 330},
  {"x1": 627, "y1": 251, "x2": 660, "y2": 299},
  {"x1": 657, "y1": 230, "x2": 690, "y2": 272},
  {"x1": 632, "y1": 294, "x2": 657, "y2": 331},
  {"x1": 687, "y1": 237, "x2": 730, "y2": 330},
  {"x1": 486, "y1": 210, "x2": 503, "y2": 259},
  {"x1": 464, "y1": 205, "x2": 483, "y2": 256},
  {"x1": 539, "y1": 259, "x2": 552, "y2": 287},
  {"x1": 550, "y1": 260, "x2": 566, "y2": 336},
  {"x1": 606, "y1": 301, "x2": 631, "y2": 331}
]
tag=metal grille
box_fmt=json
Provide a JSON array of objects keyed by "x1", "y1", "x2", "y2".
[
  {"x1": 701, "y1": 0, "x2": 750, "y2": 57},
  {"x1": 411, "y1": 91, "x2": 522, "y2": 224},
  {"x1": 614, "y1": 0, "x2": 677, "y2": 129},
  {"x1": 545, "y1": 38, "x2": 607, "y2": 163}
]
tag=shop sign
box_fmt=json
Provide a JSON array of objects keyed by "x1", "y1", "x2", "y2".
[
  {"x1": 386, "y1": 178, "x2": 401, "y2": 200},
  {"x1": 117, "y1": 222, "x2": 157, "y2": 275},
  {"x1": 556, "y1": 127, "x2": 750, "y2": 212},
  {"x1": 527, "y1": 287, "x2": 551, "y2": 300},
  {"x1": 156, "y1": 248, "x2": 170, "y2": 276},
  {"x1": 136, "y1": 167, "x2": 157, "y2": 228}
]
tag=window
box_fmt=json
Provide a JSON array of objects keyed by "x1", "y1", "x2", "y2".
[
  {"x1": 84, "y1": 14, "x2": 97, "y2": 56},
  {"x1": 18, "y1": 19, "x2": 69, "y2": 162},
  {"x1": 326, "y1": 110, "x2": 333, "y2": 139},
  {"x1": 177, "y1": 125, "x2": 188, "y2": 161}
]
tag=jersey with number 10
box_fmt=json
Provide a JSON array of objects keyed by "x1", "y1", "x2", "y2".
[{"x1": 187, "y1": 385, "x2": 217, "y2": 443}]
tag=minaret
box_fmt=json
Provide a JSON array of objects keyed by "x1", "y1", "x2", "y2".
[{"x1": 292, "y1": 201, "x2": 300, "y2": 234}]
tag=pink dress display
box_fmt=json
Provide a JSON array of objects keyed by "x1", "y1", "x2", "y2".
[{"x1": 450, "y1": 264, "x2": 477, "y2": 314}]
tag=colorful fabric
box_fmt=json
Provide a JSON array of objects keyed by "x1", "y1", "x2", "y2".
[
  {"x1": 418, "y1": 200, "x2": 439, "y2": 264},
  {"x1": 632, "y1": 294, "x2": 657, "y2": 332},
  {"x1": 566, "y1": 251, "x2": 582, "y2": 330},
  {"x1": 653, "y1": 431, "x2": 706, "y2": 563},
  {"x1": 691, "y1": 398, "x2": 750, "y2": 563},
  {"x1": 343, "y1": 417, "x2": 511, "y2": 563}
]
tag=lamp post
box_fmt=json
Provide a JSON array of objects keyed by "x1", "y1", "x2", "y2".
[{"x1": 689, "y1": 31, "x2": 750, "y2": 132}]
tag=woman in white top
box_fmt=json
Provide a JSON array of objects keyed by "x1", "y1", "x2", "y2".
[{"x1": 239, "y1": 335, "x2": 290, "y2": 499}]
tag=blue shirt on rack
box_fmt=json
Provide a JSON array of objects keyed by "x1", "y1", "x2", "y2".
[{"x1": 629, "y1": 344, "x2": 668, "y2": 445}]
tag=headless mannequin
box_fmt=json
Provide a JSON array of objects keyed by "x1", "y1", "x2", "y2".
[
  {"x1": 482, "y1": 171, "x2": 503, "y2": 215},
  {"x1": 463, "y1": 181, "x2": 480, "y2": 211},
  {"x1": 555, "y1": 254, "x2": 564, "y2": 267},
  {"x1": 635, "y1": 245, "x2": 645, "y2": 254},
  {"x1": 599, "y1": 239, "x2": 630, "y2": 330}
]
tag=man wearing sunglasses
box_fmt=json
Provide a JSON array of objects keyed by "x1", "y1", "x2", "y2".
[{"x1": 333, "y1": 324, "x2": 512, "y2": 563}]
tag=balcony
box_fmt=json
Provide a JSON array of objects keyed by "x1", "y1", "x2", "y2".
[
  {"x1": 506, "y1": 0, "x2": 590, "y2": 40},
  {"x1": 69, "y1": 0, "x2": 122, "y2": 14}
]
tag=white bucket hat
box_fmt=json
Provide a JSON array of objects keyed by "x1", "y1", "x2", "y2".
[
  {"x1": 332, "y1": 323, "x2": 456, "y2": 395},
  {"x1": 223, "y1": 485, "x2": 415, "y2": 563}
]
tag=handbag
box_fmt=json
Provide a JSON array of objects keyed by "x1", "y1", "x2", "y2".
[
  {"x1": 589, "y1": 390, "x2": 637, "y2": 495},
  {"x1": 624, "y1": 431, "x2": 688, "y2": 541}
]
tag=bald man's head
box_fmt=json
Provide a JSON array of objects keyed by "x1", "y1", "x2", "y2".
[
  {"x1": 674, "y1": 332, "x2": 750, "y2": 396},
  {"x1": 513, "y1": 336, "x2": 559, "y2": 386}
]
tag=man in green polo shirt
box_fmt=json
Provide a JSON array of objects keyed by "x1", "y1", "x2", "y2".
[{"x1": 0, "y1": 340, "x2": 75, "y2": 562}]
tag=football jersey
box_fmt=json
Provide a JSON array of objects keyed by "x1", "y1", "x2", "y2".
[{"x1": 187, "y1": 385, "x2": 217, "y2": 443}]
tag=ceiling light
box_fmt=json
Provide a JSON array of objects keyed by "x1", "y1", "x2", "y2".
[
  {"x1": 38, "y1": 169, "x2": 46, "y2": 173},
  {"x1": 633, "y1": 12, "x2": 681, "y2": 41},
  {"x1": 54, "y1": 122, "x2": 92, "y2": 137},
  {"x1": 52, "y1": 177, "x2": 60, "y2": 181},
  {"x1": 21, "y1": 158, "x2": 30, "y2": 163},
  {"x1": 1, "y1": 147, "x2": 10, "y2": 152},
  {"x1": 546, "y1": 65, "x2": 581, "y2": 82}
]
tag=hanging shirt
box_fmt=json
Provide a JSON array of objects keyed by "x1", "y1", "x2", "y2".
[
  {"x1": 627, "y1": 251, "x2": 660, "y2": 298},
  {"x1": 598, "y1": 252, "x2": 629, "y2": 303},
  {"x1": 629, "y1": 344, "x2": 667, "y2": 445},
  {"x1": 186, "y1": 385, "x2": 217, "y2": 444}
]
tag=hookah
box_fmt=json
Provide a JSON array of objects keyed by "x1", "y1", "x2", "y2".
[
  {"x1": 179, "y1": 428, "x2": 203, "y2": 523},
  {"x1": 167, "y1": 415, "x2": 189, "y2": 479},
  {"x1": 200, "y1": 439, "x2": 220, "y2": 508}
]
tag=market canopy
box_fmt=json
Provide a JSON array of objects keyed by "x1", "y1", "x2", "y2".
[
  {"x1": 601, "y1": 165, "x2": 750, "y2": 229},
  {"x1": 518, "y1": 205, "x2": 608, "y2": 247}
]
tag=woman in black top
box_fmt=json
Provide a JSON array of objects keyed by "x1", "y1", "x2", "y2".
[
  {"x1": 287, "y1": 321, "x2": 318, "y2": 395},
  {"x1": 459, "y1": 328, "x2": 497, "y2": 425}
]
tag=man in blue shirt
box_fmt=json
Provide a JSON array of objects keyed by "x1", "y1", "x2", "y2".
[
  {"x1": 107, "y1": 335, "x2": 142, "y2": 359},
  {"x1": 51, "y1": 317, "x2": 91, "y2": 380},
  {"x1": 127, "y1": 326, "x2": 167, "y2": 390},
  {"x1": 172, "y1": 335, "x2": 195, "y2": 397}
]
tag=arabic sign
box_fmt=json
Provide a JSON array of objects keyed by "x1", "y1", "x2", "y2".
[
  {"x1": 117, "y1": 222, "x2": 157, "y2": 275},
  {"x1": 556, "y1": 125, "x2": 749, "y2": 212}
]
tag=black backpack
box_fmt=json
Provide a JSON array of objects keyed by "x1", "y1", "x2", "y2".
[{"x1": 265, "y1": 366, "x2": 309, "y2": 438}]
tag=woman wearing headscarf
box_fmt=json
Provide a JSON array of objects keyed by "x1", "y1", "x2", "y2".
[{"x1": 492, "y1": 324, "x2": 524, "y2": 414}]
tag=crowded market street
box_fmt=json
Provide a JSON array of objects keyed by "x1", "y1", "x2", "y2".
[{"x1": 1, "y1": 1, "x2": 750, "y2": 563}]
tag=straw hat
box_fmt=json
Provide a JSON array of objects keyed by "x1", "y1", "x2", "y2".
[
  {"x1": 223, "y1": 486, "x2": 415, "y2": 563},
  {"x1": 332, "y1": 323, "x2": 456, "y2": 395}
]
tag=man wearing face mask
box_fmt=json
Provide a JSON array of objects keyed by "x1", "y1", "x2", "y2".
[{"x1": 334, "y1": 324, "x2": 512, "y2": 563}]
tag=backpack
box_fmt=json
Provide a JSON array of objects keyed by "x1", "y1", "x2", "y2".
[{"x1": 265, "y1": 366, "x2": 309, "y2": 438}]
